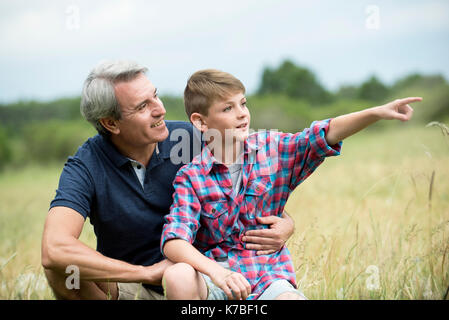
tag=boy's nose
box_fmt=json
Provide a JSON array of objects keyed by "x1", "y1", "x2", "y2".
[{"x1": 237, "y1": 105, "x2": 248, "y2": 118}]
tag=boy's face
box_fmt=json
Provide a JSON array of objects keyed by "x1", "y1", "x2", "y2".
[{"x1": 198, "y1": 91, "x2": 250, "y2": 143}]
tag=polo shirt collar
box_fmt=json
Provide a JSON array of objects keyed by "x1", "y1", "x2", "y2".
[
  {"x1": 99, "y1": 134, "x2": 163, "y2": 168},
  {"x1": 99, "y1": 134, "x2": 130, "y2": 168},
  {"x1": 155, "y1": 135, "x2": 173, "y2": 160}
]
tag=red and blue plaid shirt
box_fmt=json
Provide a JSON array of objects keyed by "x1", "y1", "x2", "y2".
[{"x1": 161, "y1": 119, "x2": 342, "y2": 299}]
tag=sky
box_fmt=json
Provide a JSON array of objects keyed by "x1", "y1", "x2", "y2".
[{"x1": 0, "y1": 0, "x2": 448, "y2": 103}]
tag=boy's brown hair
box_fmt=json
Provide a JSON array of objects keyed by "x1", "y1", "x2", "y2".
[{"x1": 184, "y1": 69, "x2": 246, "y2": 118}]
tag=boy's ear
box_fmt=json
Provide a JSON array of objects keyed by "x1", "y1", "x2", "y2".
[
  {"x1": 99, "y1": 117, "x2": 120, "y2": 135},
  {"x1": 190, "y1": 113, "x2": 208, "y2": 132}
]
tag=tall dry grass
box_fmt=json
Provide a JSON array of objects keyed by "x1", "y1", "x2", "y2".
[
  {"x1": 286, "y1": 124, "x2": 449, "y2": 299},
  {"x1": 0, "y1": 124, "x2": 448, "y2": 299}
]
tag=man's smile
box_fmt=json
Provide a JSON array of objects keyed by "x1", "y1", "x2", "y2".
[{"x1": 151, "y1": 119, "x2": 165, "y2": 128}]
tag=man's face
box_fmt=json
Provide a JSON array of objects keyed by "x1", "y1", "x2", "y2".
[
  {"x1": 113, "y1": 73, "x2": 168, "y2": 147},
  {"x1": 201, "y1": 91, "x2": 250, "y2": 143}
]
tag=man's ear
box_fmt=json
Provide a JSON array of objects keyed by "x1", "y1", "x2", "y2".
[
  {"x1": 99, "y1": 117, "x2": 120, "y2": 135},
  {"x1": 190, "y1": 113, "x2": 208, "y2": 132}
]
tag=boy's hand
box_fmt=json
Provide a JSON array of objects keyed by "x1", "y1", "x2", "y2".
[
  {"x1": 376, "y1": 97, "x2": 422, "y2": 122},
  {"x1": 209, "y1": 265, "x2": 251, "y2": 300}
]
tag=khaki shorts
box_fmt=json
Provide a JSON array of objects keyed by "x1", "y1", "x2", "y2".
[{"x1": 117, "y1": 282, "x2": 165, "y2": 300}]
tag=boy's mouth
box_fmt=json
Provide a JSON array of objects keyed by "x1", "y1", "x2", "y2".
[{"x1": 236, "y1": 122, "x2": 248, "y2": 129}]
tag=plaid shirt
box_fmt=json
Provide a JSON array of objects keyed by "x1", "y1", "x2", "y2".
[{"x1": 161, "y1": 119, "x2": 342, "y2": 299}]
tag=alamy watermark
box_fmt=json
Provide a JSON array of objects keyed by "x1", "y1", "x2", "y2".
[
  {"x1": 365, "y1": 5, "x2": 380, "y2": 30},
  {"x1": 65, "y1": 265, "x2": 80, "y2": 290},
  {"x1": 65, "y1": 4, "x2": 81, "y2": 30},
  {"x1": 365, "y1": 265, "x2": 380, "y2": 291},
  {"x1": 168, "y1": 127, "x2": 281, "y2": 174}
]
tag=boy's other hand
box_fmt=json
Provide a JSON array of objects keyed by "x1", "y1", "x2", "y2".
[
  {"x1": 210, "y1": 266, "x2": 251, "y2": 300},
  {"x1": 376, "y1": 97, "x2": 422, "y2": 122},
  {"x1": 242, "y1": 212, "x2": 294, "y2": 255}
]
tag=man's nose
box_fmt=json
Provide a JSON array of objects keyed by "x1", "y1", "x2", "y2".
[{"x1": 152, "y1": 100, "x2": 166, "y2": 117}]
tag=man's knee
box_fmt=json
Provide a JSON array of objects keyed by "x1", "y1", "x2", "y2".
[
  {"x1": 44, "y1": 268, "x2": 80, "y2": 300},
  {"x1": 44, "y1": 267, "x2": 118, "y2": 300}
]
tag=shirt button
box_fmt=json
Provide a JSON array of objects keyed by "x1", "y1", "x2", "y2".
[
  {"x1": 137, "y1": 165, "x2": 142, "y2": 169},
  {"x1": 212, "y1": 208, "x2": 216, "y2": 213}
]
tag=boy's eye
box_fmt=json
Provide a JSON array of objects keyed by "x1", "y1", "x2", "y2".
[{"x1": 224, "y1": 106, "x2": 232, "y2": 112}]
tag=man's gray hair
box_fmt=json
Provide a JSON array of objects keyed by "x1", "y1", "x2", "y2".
[{"x1": 80, "y1": 60, "x2": 148, "y2": 135}]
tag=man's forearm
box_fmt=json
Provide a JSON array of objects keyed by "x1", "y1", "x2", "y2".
[
  {"x1": 42, "y1": 235, "x2": 163, "y2": 285},
  {"x1": 326, "y1": 106, "x2": 381, "y2": 146}
]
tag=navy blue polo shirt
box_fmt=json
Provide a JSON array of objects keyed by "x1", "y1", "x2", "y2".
[{"x1": 50, "y1": 121, "x2": 199, "y2": 293}]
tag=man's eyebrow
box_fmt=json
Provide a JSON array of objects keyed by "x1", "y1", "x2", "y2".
[
  {"x1": 134, "y1": 99, "x2": 149, "y2": 109},
  {"x1": 133, "y1": 88, "x2": 158, "y2": 109}
]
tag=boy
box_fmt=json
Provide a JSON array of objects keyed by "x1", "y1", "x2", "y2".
[{"x1": 161, "y1": 69, "x2": 421, "y2": 300}]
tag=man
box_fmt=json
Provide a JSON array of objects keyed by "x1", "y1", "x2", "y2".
[{"x1": 41, "y1": 60, "x2": 295, "y2": 300}]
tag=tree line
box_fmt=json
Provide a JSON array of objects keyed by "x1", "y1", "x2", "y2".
[{"x1": 1, "y1": 60, "x2": 448, "y2": 168}]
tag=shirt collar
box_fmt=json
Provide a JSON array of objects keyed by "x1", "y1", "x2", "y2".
[
  {"x1": 194, "y1": 132, "x2": 262, "y2": 175},
  {"x1": 99, "y1": 134, "x2": 163, "y2": 168},
  {"x1": 98, "y1": 134, "x2": 130, "y2": 168}
]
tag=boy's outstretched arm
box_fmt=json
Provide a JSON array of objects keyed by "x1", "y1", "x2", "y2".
[
  {"x1": 325, "y1": 97, "x2": 422, "y2": 146},
  {"x1": 163, "y1": 239, "x2": 251, "y2": 300}
]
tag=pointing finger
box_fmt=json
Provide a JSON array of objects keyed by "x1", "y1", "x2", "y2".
[{"x1": 398, "y1": 97, "x2": 422, "y2": 105}]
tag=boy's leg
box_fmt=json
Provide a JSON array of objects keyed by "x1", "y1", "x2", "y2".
[
  {"x1": 163, "y1": 262, "x2": 208, "y2": 299},
  {"x1": 258, "y1": 279, "x2": 307, "y2": 300},
  {"x1": 275, "y1": 291, "x2": 307, "y2": 300}
]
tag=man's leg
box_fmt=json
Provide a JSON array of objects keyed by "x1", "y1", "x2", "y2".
[
  {"x1": 162, "y1": 263, "x2": 208, "y2": 300},
  {"x1": 44, "y1": 268, "x2": 118, "y2": 300}
]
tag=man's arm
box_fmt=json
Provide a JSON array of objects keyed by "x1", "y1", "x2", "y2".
[
  {"x1": 163, "y1": 239, "x2": 251, "y2": 300},
  {"x1": 325, "y1": 97, "x2": 422, "y2": 146},
  {"x1": 41, "y1": 206, "x2": 170, "y2": 285}
]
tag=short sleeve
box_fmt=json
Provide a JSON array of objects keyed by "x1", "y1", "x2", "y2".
[{"x1": 49, "y1": 156, "x2": 95, "y2": 219}]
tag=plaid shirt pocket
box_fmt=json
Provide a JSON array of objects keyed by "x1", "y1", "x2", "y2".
[
  {"x1": 242, "y1": 175, "x2": 274, "y2": 231},
  {"x1": 200, "y1": 200, "x2": 230, "y2": 241}
]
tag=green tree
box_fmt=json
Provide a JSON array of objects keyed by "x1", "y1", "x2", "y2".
[
  {"x1": 392, "y1": 73, "x2": 447, "y2": 93},
  {"x1": 22, "y1": 120, "x2": 95, "y2": 164},
  {"x1": 258, "y1": 60, "x2": 333, "y2": 105},
  {"x1": 358, "y1": 75, "x2": 389, "y2": 103},
  {"x1": 0, "y1": 125, "x2": 12, "y2": 169},
  {"x1": 335, "y1": 84, "x2": 359, "y2": 100}
]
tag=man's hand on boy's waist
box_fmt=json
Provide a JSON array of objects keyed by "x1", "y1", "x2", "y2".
[{"x1": 242, "y1": 211, "x2": 294, "y2": 255}]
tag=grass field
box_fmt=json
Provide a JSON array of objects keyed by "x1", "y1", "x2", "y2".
[{"x1": 0, "y1": 124, "x2": 448, "y2": 299}]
